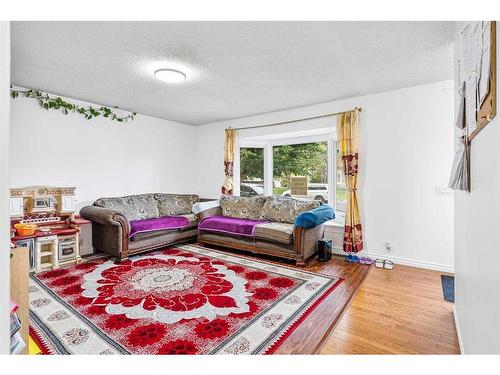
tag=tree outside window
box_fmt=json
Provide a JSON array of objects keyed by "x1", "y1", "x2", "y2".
[{"x1": 240, "y1": 141, "x2": 346, "y2": 211}]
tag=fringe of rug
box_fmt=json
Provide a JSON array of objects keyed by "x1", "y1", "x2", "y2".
[{"x1": 29, "y1": 325, "x2": 53, "y2": 355}]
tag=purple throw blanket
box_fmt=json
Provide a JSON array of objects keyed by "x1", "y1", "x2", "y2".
[
  {"x1": 129, "y1": 216, "x2": 190, "y2": 238},
  {"x1": 198, "y1": 216, "x2": 268, "y2": 237}
]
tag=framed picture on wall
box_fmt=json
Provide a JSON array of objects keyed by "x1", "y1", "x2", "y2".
[{"x1": 458, "y1": 21, "x2": 497, "y2": 141}]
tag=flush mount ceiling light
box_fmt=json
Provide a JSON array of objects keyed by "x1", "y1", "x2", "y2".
[{"x1": 154, "y1": 68, "x2": 187, "y2": 83}]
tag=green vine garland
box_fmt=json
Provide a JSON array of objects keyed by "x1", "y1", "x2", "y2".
[{"x1": 10, "y1": 88, "x2": 137, "y2": 122}]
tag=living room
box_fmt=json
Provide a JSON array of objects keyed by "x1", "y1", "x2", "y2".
[{"x1": 1, "y1": 1, "x2": 499, "y2": 371}]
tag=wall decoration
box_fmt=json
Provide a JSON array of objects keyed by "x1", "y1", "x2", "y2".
[
  {"x1": 457, "y1": 21, "x2": 496, "y2": 142},
  {"x1": 10, "y1": 87, "x2": 136, "y2": 122},
  {"x1": 451, "y1": 21, "x2": 496, "y2": 191}
]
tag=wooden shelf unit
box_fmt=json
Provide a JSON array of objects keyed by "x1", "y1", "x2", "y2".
[{"x1": 10, "y1": 246, "x2": 29, "y2": 355}]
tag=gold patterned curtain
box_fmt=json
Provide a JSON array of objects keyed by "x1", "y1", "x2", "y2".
[
  {"x1": 337, "y1": 110, "x2": 364, "y2": 253},
  {"x1": 222, "y1": 128, "x2": 238, "y2": 195}
]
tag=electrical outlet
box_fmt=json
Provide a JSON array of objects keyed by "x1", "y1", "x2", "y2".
[{"x1": 385, "y1": 242, "x2": 393, "y2": 252}]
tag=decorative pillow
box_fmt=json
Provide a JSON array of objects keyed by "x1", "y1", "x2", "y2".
[
  {"x1": 219, "y1": 195, "x2": 266, "y2": 220},
  {"x1": 94, "y1": 194, "x2": 159, "y2": 221},
  {"x1": 154, "y1": 194, "x2": 199, "y2": 216},
  {"x1": 295, "y1": 204, "x2": 334, "y2": 228},
  {"x1": 260, "y1": 196, "x2": 321, "y2": 224}
]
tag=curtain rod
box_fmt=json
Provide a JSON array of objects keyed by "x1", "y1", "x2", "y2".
[{"x1": 227, "y1": 106, "x2": 362, "y2": 131}]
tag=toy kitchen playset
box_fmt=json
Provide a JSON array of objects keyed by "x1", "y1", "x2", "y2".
[{"x1": 10, "y1": 186, "x2": 93, "y2": 273}]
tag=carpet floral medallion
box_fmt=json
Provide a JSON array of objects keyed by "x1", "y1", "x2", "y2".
[{"x1": 29, "y1": 244, "x2": 342, "y2": 355}]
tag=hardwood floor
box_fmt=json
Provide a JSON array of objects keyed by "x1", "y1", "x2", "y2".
[
  {"x1": 320, "y1": 264, "x2": 460, "y2": 354},
  {"x1": 274, "y1": 254, "x2": 371, "y2": 354},
  {"x1": 79, "y1": 247, "x2": 460, "y2": 355}
]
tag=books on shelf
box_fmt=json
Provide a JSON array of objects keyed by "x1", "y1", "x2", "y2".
[
  {"x1": 10, "y1": 298, "x2": 25, "y2": 354},
  {"x1": 10, "y1": 332, "x2": 26, "y2": 355},
  {"x1": 10, "y1": 298, "x2": 18, "y2": 315},
  {"x1": 10, "y1": 313, "x2": 22, "y2": 337}
]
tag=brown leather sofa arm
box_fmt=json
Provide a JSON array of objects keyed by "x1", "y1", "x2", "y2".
[
  {"x1": 193, "y1": 201, "x2": 222, "y2": 222},
  {"x1": 80, "y1": 206, "x2": 129, "y2": 230},
  {"x1": 80, "y1": 205, "x2": 131, "y2": 240},
  {"x1": 80, "y1": 205, "x2": 131, "y2": 260},
  {"x1": 197, "y1": 206, "x2": 222, "y2": 221},
  {"x1": 293, "y1": 224, "x2": 325, "y2": 265}
]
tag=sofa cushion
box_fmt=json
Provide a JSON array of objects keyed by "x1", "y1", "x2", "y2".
[
  {"x1": 129, "y1": 227, "x2": 198, "y2": 249},
  {"x1": 260, "y1": 196, "x2": 321, "y2": 224},
  {"x1": 129, "y1": 216, "x2": 191, "y2": 238},
  {"x1": 219, "y1": 195, "x2": 266, "y2": 220},
  {"x1": 179, "y1": 213, "x2": 198, "y2": 227},
  {"x1": 130, "y1": 214, "x2": 197, "y2": 242},
  {"x1": 199, "y1": 215, "x2": 268, "y2": 237},
  {"x1": 154, "y1": 194, "x2": 199, "y2": 216},
  {"x1": 198, "y1": 232, "x2": 296, "y2": 255},
  {"x1": 94, "y1": 194, "x2": 159, "y2": 221},
  {"x1": 253, "y1": 222, "x2": 295, "y2": 244}
]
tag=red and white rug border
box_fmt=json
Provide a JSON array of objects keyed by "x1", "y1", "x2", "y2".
[{"x1": 263, "y1": 277, "x2": 342, "y2": 354}]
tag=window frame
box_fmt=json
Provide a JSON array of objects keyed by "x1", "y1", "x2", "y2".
[{"x1": 236, "y1": 133, "x2": 341, "y2": 211}]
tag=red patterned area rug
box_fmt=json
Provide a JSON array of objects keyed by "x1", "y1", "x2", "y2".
[{"x1": 29, "y1": 244, "x2": 342, "y2": 355}]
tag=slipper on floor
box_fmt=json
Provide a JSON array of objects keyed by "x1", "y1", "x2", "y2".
[
  {"x1": 346, "y1": 254, "x2": 359, "y2": 263},
  {"x1": 375, "y1": 259, "x2": 385, "y2": 268},
  {"x1": 383, "y1": 260, "x2": 394, "y2": 270},
  {"x1": 359, "y1": 257, "x2": 373, "y2": 265}
]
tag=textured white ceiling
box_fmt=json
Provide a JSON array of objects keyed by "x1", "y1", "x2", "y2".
[{"x1": 11, "y1": 21, "x2": 454, "y2": 125}]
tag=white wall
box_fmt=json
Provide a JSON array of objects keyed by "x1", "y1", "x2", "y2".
[
  {"x1": 10, "y1": 90, "x2": 197, "y2": 211},
  {"x1": 0, "y1": 21, "x2": 11, "y2": 354},
  {"x1": 453, "y1": 23, "x2": 500, "y2": 354},
  {"x1": 195, "y1": 80, "x2": 455, "y2": 271}
]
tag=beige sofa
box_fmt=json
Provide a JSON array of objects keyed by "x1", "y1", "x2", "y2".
[
  {"x1": 195, "y1": 195, "x2": 330, "y2": 266},
  {"x1": 80, "y1": 193, "x2": 199, "y2": 261}
]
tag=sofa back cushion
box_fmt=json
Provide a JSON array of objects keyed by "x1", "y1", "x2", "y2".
[
  {"x1": 93, "y1": 194, "x2": 159, "y2": 221},
  {"x1": 260, "y1": 196, "x2": 321, "y2": 224},
  {"x1": 154, "y1": 194, "x2": 199, "y2": 216},
  {"x1": 219, "y1": 195, "x2": 266, "y2": 220}
]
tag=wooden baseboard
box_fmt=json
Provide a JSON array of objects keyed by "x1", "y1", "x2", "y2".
[{"x1": 332, "y1": 249, "x2": 454, "y2": 273}]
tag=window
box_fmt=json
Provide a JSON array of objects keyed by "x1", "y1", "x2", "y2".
[
  {"x1": 237, "y1": 135, "x2": 345, "y2": 213},
  {"x1": 239, "y1": 147, "x2": 265, "y2": 197},
  {"x1": 273, "y1": 142, "x2": 329, "y2": 203}
]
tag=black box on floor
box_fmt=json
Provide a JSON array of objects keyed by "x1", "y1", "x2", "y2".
[{"x1": 317, "y1": 239, "x2": 332, "y2": 262}]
